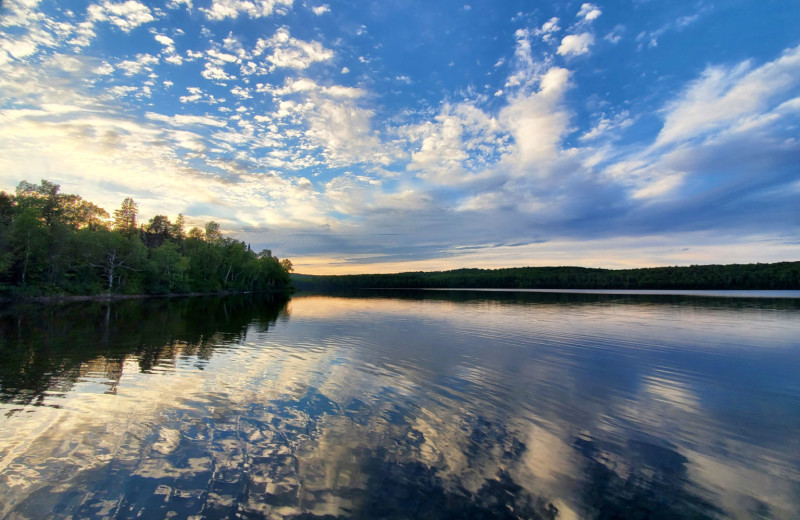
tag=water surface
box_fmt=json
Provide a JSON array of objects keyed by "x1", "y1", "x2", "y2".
[{"x1": 0, "y1": 291, "x2": 798, "y2": 519}]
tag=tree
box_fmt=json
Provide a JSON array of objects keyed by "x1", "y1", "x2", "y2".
[
  {"x1": 185, "y1": 239, "x2": 222, "y2": 291},
  {"x1": 14, "y1": 179, "x2": 109, "y2": 230},
  {"x1": 113, "y1": 198, "x2": 138, "y2": 235},
  {"x1": 148, "y1": 241, "x2": 189, "y2": 293},
  {"x1": 187, "y1": 227, "x2": 205, "y2": 240},
  {"x1": 9, "y1": 208, "x2": 50, "y2": 286},
  {"x1": 82, "y1": 229, "x2": 147, "y2": 292},
  {"x1": 171, "y1": 213, "x2": 186, "y2": 242},
  {"x1": 204, "y1": 221, "x2": 222, "y2": 242},
  {"x1": 146, "y1": 215, "x2": 172, "y2": 236},
  {"x1": 15, "y1": 179, "x2": 60, "y2": 227},
  {"x1": 280, "y1": 258, "x2": 293, "y2": 272}
]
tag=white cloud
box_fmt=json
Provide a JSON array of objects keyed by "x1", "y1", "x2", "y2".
[
  {"x1": 322, "y1": 85, "x2": 366, "y2": 99},
  {"x1": 505, "y1": 28, "x2": 545, "y2": 89},
  {"x1": 231, "y1": 85, "x2": 252, "y2": 98},
  {"x1": 405, "y1": 102, "x2": 504, "y2": 184},
  {"x1": 580, "y1": 111, "x2": 633, "y2": 141},
  {"x1": 534, "y1": 17, "x2": 560, "y2": 42},
  {"x1": 201, "y1": 62, "x2": 234, "y2": 81},
  {"x1": 307, "y1": 98, "x2": 384, "y2": 167},
  {"x1": 604, "y1": 25, "x2": 625, "y2": 44},
  {"x1": 201, "y1": 0, "x2": 293, "y2": 20},
  {"x1": 499, "y1": 67, "x2": 572, "y2": 169},
  {"x1": 577, "y1": 3, "x2": 602, "y2": 22},
  {"x1": 657, "y1": 45, "x2": 800, "y2": 146},
  {"x1": 93, "y1": 61, "x2": 115, "y2": 75},
  {"x1": 222, "y1": 33, "x2": 247, "y2": 59},
  {"x1": 167, "y1": 0, "x2": 193, "y2": 8},
  {"x1": 87, "y1": 0, "x2": 155, "y2": 32},
  {"x1": 164, "y1": 54, "x2": 184, "y2": 65},
  {"x1": 154, "y1": 34, "x2": 175, "y2": 49},
  {"x1": 145, "y1": 112, "x2": 228, "y2": 127},
  {"x1": 312, "y1": 4, "x2": 330, "y2": 15},
  {"x1": 254, "y1": 28, "x2": 333, "y2": 71},
  {"x1": 67, "y1": 21, "x2": 98, "y2": 47},
  {"x1": 557, "y1": 32, "x2": 594, "y2": 56},
  {"x1": 116, "y1": 53, "x2": 159, "y2": 75},
  {"x1": 179, "y1": 86, "x2": 209, "y2": 103},
  {"x1": 206, "y1": 48, "x2": 239, "y2": 64}
]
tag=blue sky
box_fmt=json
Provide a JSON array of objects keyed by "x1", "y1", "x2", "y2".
[{"x1": 1, "y1": 0, "x2": 799, "y2": 273}]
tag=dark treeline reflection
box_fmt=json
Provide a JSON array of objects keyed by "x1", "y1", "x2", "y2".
[
  {"x1": 307, "y1": 287, "x2": 800, "y2": 311},
  {"x1": 0, "y1": 294, "x2": 289, "y2": 408}
]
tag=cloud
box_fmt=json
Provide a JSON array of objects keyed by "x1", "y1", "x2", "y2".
[
  {"x1": 116, "y1": 53, "x2": 159, "y2": 75},
  {"x1": 201, "y1": 62, "x2": 234, "y2": 81},
  {"x1": 145, "y1": 112, "x2": 228, "y2": 127},
  {"x1": 604, "y1": 25, "x2": 625, "y2": 44},
  {"x1": 87, "y1": 0, "x2": 155, "y2": 32},
  {"x1": 154, "y1": 34, "x2": 175, "y2": 54},
  {"x1": 307, "y1": 95, "x2": 385, "y2": 167},
  {"x1": 202, "y1": 0, "x2": 293, "y2": 20},
  {"x1": 178, "y1": 86, "x2": 224, "y2": 104},
  {"x1": 580, "y1": 111, "x2": 633, "y2": 141},
  {"x1": 557, "y1": 33, "x2": 594, "y2": 56},
  {"x1": 312, "y1": 4, "x2": 330, "y2": 15},
  {"x1": 656, "y1": 45, "x2": 800, "y2": 147},
  {"x1": 167, "y1": 0, "x2": 193, "y2": 8},
  {"x1": 643, "y1": 7, "x2": 709, "y2": 48},
  {"x1": 154, "y1": 34, "x2": 174, "y2": 47},
  {"x1": 505, "y1": 28, "x2": 548, "y2": 88},
  {"x1": 93, "y1": 61, "x2": 115, "y2": 75},
  {"x1": 577, "y1": 3, "x2": 601, "y2": 22},
  {"x1": 534, "y1": 17, "x2": 560, "y2": 42},
  {"x1": 206, "y1": 48, "x2": 239, "y2": 64},
  {"x1": 231, "y1": 85, "x2": 252, "y2": 98},
  {"x1": 499, "y1": 67, "x2": 572, "y2": 169},
  {"x1": 254, "y1": 28, "x2": 334, "y2": 71}
]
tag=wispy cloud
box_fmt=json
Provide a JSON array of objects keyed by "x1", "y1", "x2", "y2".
[{"x1": 656, "y1": 45, "x2": 800, "y2": 147}]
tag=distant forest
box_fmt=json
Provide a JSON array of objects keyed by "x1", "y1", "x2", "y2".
[
  {"x1": 0, "y1": 180, "x2": 293, "y2": 298},
  {"x1": 293, "y1": 262, "x2": 800, "y2": 291}
]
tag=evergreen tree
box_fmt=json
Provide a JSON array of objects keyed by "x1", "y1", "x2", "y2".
[{"x1": 113, "y1": 198, "x2": 138, "y2": 235}]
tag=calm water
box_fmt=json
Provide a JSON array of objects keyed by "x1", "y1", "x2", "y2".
[{"x1": 0, "y1": 291, "x2": 799, "y2": 519}]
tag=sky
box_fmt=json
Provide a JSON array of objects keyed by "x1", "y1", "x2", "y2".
[{"x1": 1, "y1": 0, "x2": 799, "y2": 274}]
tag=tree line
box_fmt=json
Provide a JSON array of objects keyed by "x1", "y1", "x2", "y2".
[
  {"x1": 292, "y1": 262, "x2": 800, "y2": 291},
  {"x1": 0, "y1": 180, "x2": 293, "y2": 297}
]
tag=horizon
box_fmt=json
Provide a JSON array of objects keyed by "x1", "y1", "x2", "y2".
[{"x1": 2, "y1": 0, "x2": 799, "y2": 275}]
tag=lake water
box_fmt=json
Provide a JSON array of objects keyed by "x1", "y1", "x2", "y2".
[{"x1": 0, "y1": 291, "x2": 799, "y2": 519}]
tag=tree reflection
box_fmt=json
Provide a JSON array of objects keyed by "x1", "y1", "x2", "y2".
[{"x1": 0, "y1": 294, "x2": 289, "y2": 408}]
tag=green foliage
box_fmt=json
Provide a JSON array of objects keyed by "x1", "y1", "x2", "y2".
[
  {"x1": 293, "y1": 262, "x2": 800, "y2": 292},
  {"x1": 0, "y1": 180, "x2": 293, "y2": 297}
]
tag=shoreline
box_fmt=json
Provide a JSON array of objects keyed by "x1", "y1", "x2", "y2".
[{"x1": 0, "y1": 289, "x2": 293, "y2": 304}]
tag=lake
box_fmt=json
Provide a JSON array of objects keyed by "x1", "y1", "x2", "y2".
[{"x1": 1, "y1": 291, "x2": 799, "y2": 519}]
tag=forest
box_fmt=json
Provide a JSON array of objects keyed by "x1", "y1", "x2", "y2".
[
  {"x1": 292, "y1": 262, "x2": 800, "y2": 291},
  {"x1": 0, "y1": 180, "x2": 293, "y2": 298}
]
